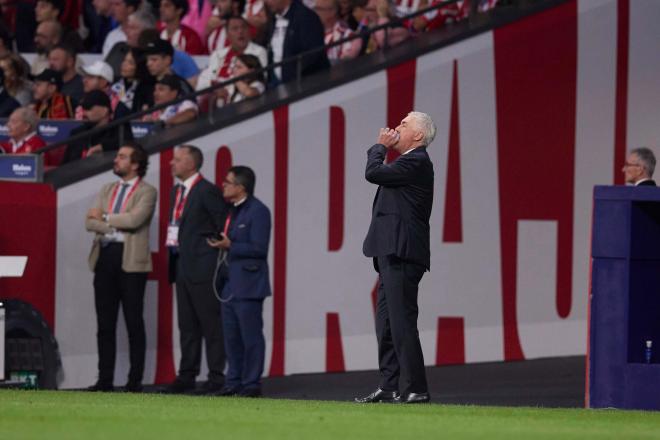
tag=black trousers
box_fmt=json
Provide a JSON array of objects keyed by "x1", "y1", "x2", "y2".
[
  {"x1": 375, "y1": 255, "x2": 428, "y2": 395},
  {"x1": 175, "y1": 269, "x2": 225, "y2": 384},
  {"x1": 93, "y1": 243, "x2": 147, "y2": 386}
]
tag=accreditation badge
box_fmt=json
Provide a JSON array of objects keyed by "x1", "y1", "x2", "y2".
[{"x1": 166, "y1": 225, "x2": 180, "y2": 247}]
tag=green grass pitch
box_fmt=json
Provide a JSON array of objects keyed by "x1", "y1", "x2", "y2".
[{"x1": 2, "y1": 390, "x2": 660, "y2": 439}]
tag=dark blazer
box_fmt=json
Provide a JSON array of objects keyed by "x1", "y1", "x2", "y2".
[
  {"x1": 636, "y1": 180, "x2": 657, "y2": 187},
  {"x1": 169, "y1": 178, "x2": 228, "y2": 284},
  {"x1": 266, "y1": 0, "x2": 330, "y2": 84},
  {"x1": 363, "y1": 144, "x2": 434, "y2": 269},
  {"x1": 222, "y1": 196, "x2": 272, "y2": 300}
]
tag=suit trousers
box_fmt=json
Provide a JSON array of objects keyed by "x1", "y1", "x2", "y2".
[
  {"x1": 222, "y1": 298, "x2": 265, "y2": 390},
  {"x1": 93, "y1": 243, "x2": 147, "y2": 385},
  {"x1": 175, "y1": 269, "x2": 225, "y2": 384},
  {"x1": 375, "y1": 255, "x2": 428, "y2": 395}
]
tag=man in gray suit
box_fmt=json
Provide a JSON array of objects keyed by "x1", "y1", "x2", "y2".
[{"x1": 85, "y1": 141, "x2": 157, "y2": 392}]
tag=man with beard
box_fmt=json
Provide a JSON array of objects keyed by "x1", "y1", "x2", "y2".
[
  {"x1": 32, "y1": 20, "x2": 62, "y2": 76},
  {"x1": 62, "y1": 89, "x2": 133, "y2": 163},
  {"x1": 48, "y1": 43, "x2": 84, "y2": 103},
  {"x1": 85, "y1": 141, "x2": 157, "y2": 392}
]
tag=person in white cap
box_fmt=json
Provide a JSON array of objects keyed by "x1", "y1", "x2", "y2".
[{"x1": 76, "y1": 60, "x2": 130, "y2": 120}]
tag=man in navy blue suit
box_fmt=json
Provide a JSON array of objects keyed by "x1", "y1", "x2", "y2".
[
  {"x1": 208, "y1": 166, "x2": 272, "y2": 397},
  {"x1": 357, "y1": 111, "x2": 436, "y2": 404}
]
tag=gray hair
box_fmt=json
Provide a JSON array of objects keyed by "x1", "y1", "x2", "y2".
[
  {"x1": 129, "y1": 8, "x2": 157, "y2": 30},
  {"x1": 16, "y1": 107, "x2": 38, "y2": 132},
  {"x1": 631, "y1": 147, "x2": 656, "y2": 177},
  {"x1": 408, "y1": 111, "x2": 436, "y2": 146}
]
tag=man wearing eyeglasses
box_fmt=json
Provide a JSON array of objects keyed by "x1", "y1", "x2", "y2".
[
  {"x1": 622, "y1": 147, "x2": 657, "y2": 187},
  {"x1": 207, "y1": 166, "x2": 271, "y2": 398}
]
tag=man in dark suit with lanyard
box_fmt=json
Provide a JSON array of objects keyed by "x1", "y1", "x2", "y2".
[
  {"x1": 207, "y1": 166, "x2": 272, "y2": 397},
  {"x1": 357, "y1": 111, "x2": 436, "y2": 404},
  {"x1": 166, "y1": 144, "x2": 228, "y2": 394}
]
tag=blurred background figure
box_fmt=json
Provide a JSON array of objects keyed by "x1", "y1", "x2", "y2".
[
  {"x1": 48, "y1": 43, "x2": 84, "y2": 104},
  {"x1": 212, "y1": 54, "x2": 265, "y2": 108},
  {"x1": 111, "y1": 47, "x2": 155, "y2": 114},
  {"x1": 0, "y1": 54, "x2": 33, "y2": 106},
  {"x1": 142, "y1": 74, "x2": 197, "y2": 126},
  {"x1": 32, "y1": 68, "x2": 75, "y2": 119},
  {"x1": 315, "y1": 0, "x2": 361, "y2": 64},
  {"x1": 159, "y1": 0, "x2": 206, "y2": 55}
]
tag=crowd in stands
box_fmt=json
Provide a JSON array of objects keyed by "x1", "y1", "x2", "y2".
[{"x1": 0, "y1": 0, "x2": 498, "y2": 161}]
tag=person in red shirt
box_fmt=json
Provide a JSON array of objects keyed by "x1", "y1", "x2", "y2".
[
  {"x1": 159, "y1": 0, "x2": 206, "y2": 55},
  {"x1": 0, "y1": 106, "x2": 61, "y2": 166},
  {"x1": 32, "y1": 68, "x2": 75, "y2": 119}
]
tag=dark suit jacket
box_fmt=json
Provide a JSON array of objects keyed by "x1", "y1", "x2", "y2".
[
  {"x1": 363, "y1": 144, "x2": 434, "y2": 270},
  {"x1": 222, "y1": 196, "x2": 272, "y2": 300},
  {"x1": 169, "y1": 178, "x2": 228, "y2": 284},
  {"x1": 636, "y1": 180, "x2": 657, "y2": 187},
  {"x1": 266, "y1": 0, "x2": 330, "y2": 84}
]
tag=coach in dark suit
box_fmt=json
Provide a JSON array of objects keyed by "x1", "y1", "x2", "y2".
[
  {"x1": 622, "y1": 147, "x2": 657, "y2": 187},
  {"x1": 357, "y1": 111, "x2": 436, "y2": 404},
  {"x1": 166, "y1": 145, "x2": 228, "y2": 394},
  {"x1": 264, "y1": 0, "x2": 330, "y2": 84},
  {"x1": 207, "y1": 166, "x2": 271, "y2": 397}
]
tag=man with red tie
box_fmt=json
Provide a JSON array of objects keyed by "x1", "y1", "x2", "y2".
[
  {"x1": 84, "y1": 141, "x2": 157, "y2": 392},
  {"x1": 165, "y1": 145, "x2": 229, "y2": 394}
]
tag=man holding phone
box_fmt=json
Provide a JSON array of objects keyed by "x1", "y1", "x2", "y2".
[
  {"x1": 166, "y1": 145, "x2": 229, "y2": 394},
  {"x1": 207, "y1": 166, "x2": 271, "y2": 397}
]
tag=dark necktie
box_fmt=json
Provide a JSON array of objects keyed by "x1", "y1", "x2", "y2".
[{"x1": 113, "y1": 183, "x2": 129, "y2": 214}]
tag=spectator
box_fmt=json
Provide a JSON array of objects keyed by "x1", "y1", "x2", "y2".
[
  {"x1": 103, "y1": 0, "x2": 141, "y2": 57},
  {"x1": 105, "y1": 8, "x2": 157, "y2": 79},
  {"x1": 181, "y1": 0, "x2": 213, "y2": 42},
  {"x1": 315, "y1": 0, "x2": 361, "y2": 64},
  {"x1": 159, "y1": 0, "x2": 206, "y2": 55},
  {"x1": 206, "y1": 0, "x2": 233, "y2": 53},
  {"x1": 35, "y1": 0, "x2": 84, "y2": 52},
  {"x1": 142, "y1": 74, "x2": 198, "y2": 126},
  {"x1": 264, "y1": 0, "x2": 329, "y2": 84},
  {"x1": 353, "y1": 0, "x2": 408, "y2": 54},
  {"x1": 144, "y1": 39, "x2": 194, "y2": 94},
  {"x1": 0, "y1": 21, "x2": 13, "y2": 58},
  {"x1": 78, "y1": 60, "x2": 131, "y2": 120},
  {"x1": 107, "y1": 11, "x2": 201, "y2": 85},
  {"x1": 197, "y1": 16, "x2": 267, "y2": 93},
  {"x1": 212, "y1": 54, "x2": 265, "y2": 108},
  {"x1": 32, "y1": 20, "x2": 62, "y2": 75},
  {"x1": 63, "y1": 90, "x2": 133, "y2": 163},
  {"x1": 0, "y1": 107, "x2": 47, "y2": 158},
  {"x1": 48, "y1": 44, "x2": 84, "y2": 104},
  {"x1": 0, "y1": 54, "x2": 33, "y2": 106},
  {"x1": 410, "y1": 0, "x2": 469, "y2": 32},
  {"x1": 111, "y1": 47, "x2": 154, "y2": 114},
  {"x1": 0, "y1": 67, "x2": 20, "y2": 117},
  {"x1": 337, "y1": 0, "x2": 353, "y2": 24},
  {"x1": 0, "y1": 0, "x2": 38, "y2": 52},
  {"x1": 32, "y1": 68, "x2": 75, "y2": 119},
  {"x1": 86, "y1": 0, "x2": 115, "y2": 53}
]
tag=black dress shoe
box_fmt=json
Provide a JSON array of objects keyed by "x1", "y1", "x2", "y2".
[
  {"x1": 123, "y1": 381, "x2": 143, "y2": 393},
  {"x1": 199, "y1": 381, "x2": 225, "y2": 395},
  {"x1": 354, "y1": 388, "x2": 400, "y2": 403},
  {"x1": 211, "y1": 386, "x2": 240, "y2": 397},
  {"x1": 395, "y1": 392, "x2": 431, "y2": 404},
  {"x1": 165, "y1": 378, "x2": 195, "y2": 394},
  {"x1": 87, "y1": 381, "x2": 114, "y2": 392},
  {"x1": 238, "y1": 387, "x2": 262, "y2": 398}
]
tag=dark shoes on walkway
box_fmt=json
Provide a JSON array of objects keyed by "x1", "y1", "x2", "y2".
[
  {"x1": 87, "y1": 381, "x2": 114, "y2": 392},
  {"x1": 354, "y1": 388, "x2": 400, "y2": 403},
  {"x1": 165, "y1": 378, "x2": 196, "y2": 394},
  {"x1": 355, "y1": 388, "x2": 430, "y2": 404}
]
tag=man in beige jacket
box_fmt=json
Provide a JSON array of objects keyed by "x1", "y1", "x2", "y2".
[{"x1": 85, "y1": 141, "x2": 157, "y2": 392}]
